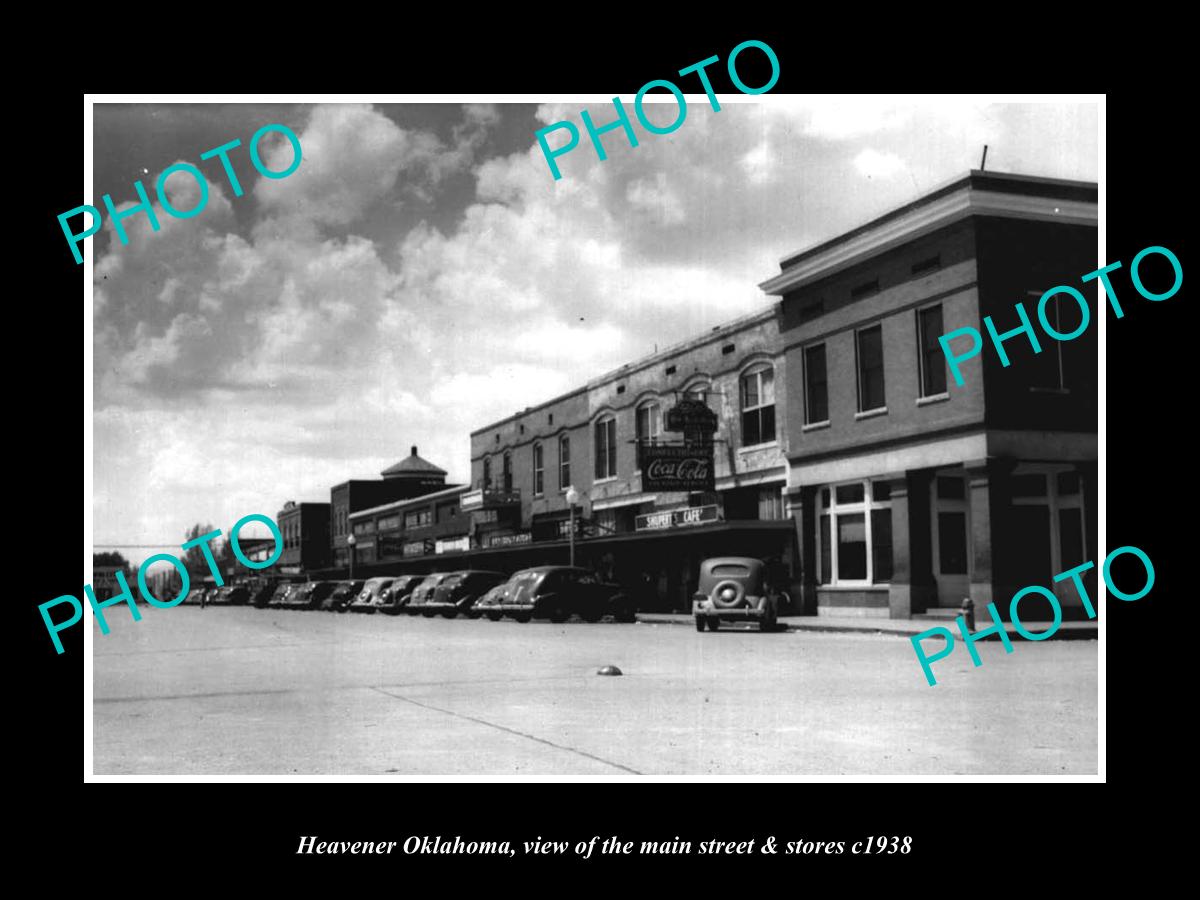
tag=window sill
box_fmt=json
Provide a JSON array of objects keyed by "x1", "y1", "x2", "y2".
[
  {"x1": 1029, "y1": 386, "x2": 1070, "y2": 394},
  {"x1": 801, "y1": 420, "x2": 830, "y2": 433},
  {"x1": 738, "y1": 441, "x2": 778, "y2": 453},
  {"x1": 593, "y1": 476, "x2": 618, "y2": 485},
  {"x1": 854, "y1": 407, "x2": 888, "y2": 421},
  {"x1": 916, "y1": 393, "x2": 950, "y2": 407}
]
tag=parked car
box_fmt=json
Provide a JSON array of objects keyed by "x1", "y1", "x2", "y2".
[
  {"x1": 493, "y1": 566, "x2": 633, "y2": 623},
  {"x1": 349, "y1": 577, "x2": 396, "y2": 614},
  {"x1": 323, "y1": 580, "x2": 365, "y2": 612},
  {"x1": 211, "y1": 586, "x2": 249, "y2": 606},
  {"x1": 281, "y1": 581, "x2": 336, "y2": 610},
  {"x1": 378, "y1": 575, "x2": 424, "y2": 615},
  {"x1": 473, "y1": 580, "x2": 516, "y2": 621},
  {"x1": 691, "y1": 557, "x2": 780, "y2": 632},
  {"x1": 267, "y1": 582, "x2": 298, "y2": 608},
  {"x1": 405, "y1": 574, "x2": 452, "y2": 617},
  {"x1": 250, "y1": 580, "x2": 282, "y2": 608},
  {"x1": 423, "y1": 570, "x2": 507, "y2": 619}
]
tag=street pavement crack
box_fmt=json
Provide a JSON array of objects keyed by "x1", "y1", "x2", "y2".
[{"x1": 370, "y1": 685, "x2": 644, "y2": 775}]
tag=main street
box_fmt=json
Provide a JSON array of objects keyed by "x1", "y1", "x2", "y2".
[{"x1": 93, "y1": 607, "x2": 1097, "y2": 776}]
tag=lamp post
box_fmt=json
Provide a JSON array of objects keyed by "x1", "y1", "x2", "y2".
[
  {"x1": 565, "y1": 486, "x2": 579, "y2": 567},
  {"x1": 347, "y1": 533, "x2": 356, "y2": 580}
]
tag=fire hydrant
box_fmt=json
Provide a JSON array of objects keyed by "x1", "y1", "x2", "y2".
[{"x1": 960, "y1": 596, "x2": 975, "y2": 631}]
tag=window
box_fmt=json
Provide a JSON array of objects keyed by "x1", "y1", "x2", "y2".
[
  {"x1": 594, "y1": 415, "x2": 617, "y2": 480},
  {"x1": 803, "y1": 344, "x2": 828, "y2": 424},
  {"x1": 533, "y1": 442, "x2": 544, "y2": 495},
  {"x1": 917, "y1": 304, "x2": 947, "y2": 397},
  {"x1": 1012, "y1": 464, "x2": 1088, "y2": 581},
  {"x1": 483, "y1": 456, "x2": 491, "y2": 491},
  {"x1": 758, "y1": 486, "x2": 783, "y2": 520},
  {"x1": 559, "y1": 434, "x2": 570, "y2": 490},
  {"x1": 817, "y1": 479, "x2": 893, "y2": 585},
  {"x1": 1027, "y1": 290, "x2": 1068, "y2": 390},
  {"x1": 740, "y1": 365, "x2": 776, "y2": 446},
  {"x1": 856, "y1": 324, "x2": 886, "y2": 412},
  {"x1": 502, "y1": 451, "x2": 512, "y2": 492},
  {"x1": 404, "y1": 509, "x2": 432, "y2": 529},
  {"x1": 636, "y1": 401, "x2": 661, "y2": 445}
]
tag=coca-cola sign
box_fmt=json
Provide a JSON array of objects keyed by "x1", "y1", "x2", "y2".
[{"x1": 639, "y1": 443, "x2": 715, "y2": 491}]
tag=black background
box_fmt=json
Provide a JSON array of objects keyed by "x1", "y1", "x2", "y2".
[{"x1": 21, "y1": 20, "x2": 1180, "y2": 888}]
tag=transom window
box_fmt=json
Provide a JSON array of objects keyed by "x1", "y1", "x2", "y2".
[
  {"x1": 740, "y1": 364, "x2": 776, "y2": 446},
  {"x1": 818, "y1": 479, "x2": 893, "y2": 586},
  {"x1": 532, "y1": 442, "x2": 544, "y2": 496},
  {"x1": 594, "y1": 415, "x2": 617, "y2": 480},
  {"x1": 684, "y1": 382, "x2": 710, "y2": 404}
]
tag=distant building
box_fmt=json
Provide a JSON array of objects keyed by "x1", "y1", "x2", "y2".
[{"x1": 276, "y1": 500, "x2": 331, "y2": 575}]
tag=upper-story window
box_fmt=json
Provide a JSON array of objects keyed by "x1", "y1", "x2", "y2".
[
  {"x1": 502, "y1": 451, "x2": 513, "y2": 492},
  {"x1": 684, "y1": 382, "x2": 709, "y2": 404},
  {"x1": 594, "y1": 415, "x2": 617, "y2": 480},
  {"x1": 636, "y1": 401, "x2": 661, "y2": 444},
  {"x1": 803, "y1": 343, "x2": 829, "y2": 425},
  {"x1": 856, "y1": 324, "x2": 886, "y2": 413},
  {"x1": 1026, "y1": 289, "x2": 1069, "y2": 391},
  {"x1": 917, "y1": 304, "x2": 948, "y2": 397},
  {"x1": 740, "y1": 364, "x2": 776, "y2": 446},
  {"x1": 559, "y1": 434, "x2": 571, "y2": 490},
  {"x1": 482, "y1": 456, "x2": 492, "y2": 491},
  {"x1": 404, "y1": 509, "x2": 432, "y2": 529},
  {"x1": 533, "y1": 442, "x2": 544, "y2": 496}
]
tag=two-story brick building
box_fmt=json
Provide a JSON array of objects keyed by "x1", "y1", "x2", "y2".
[
  {"x1": 761, "y1": 170, "x2": 1098, "y2": 619},
  {"x1": 463, "y1": 307, "x2": 798, "y2": 611},
  {"x1": 276, "y1": 500, "x2": 331, "y2": 575}
]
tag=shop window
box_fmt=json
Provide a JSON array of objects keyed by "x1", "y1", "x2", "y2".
[
  {"x1": 817, "y1": 478, "x2": 893, "y2": 585},
  {"x1": 559, "y1": 434, "x2": 570, "y2": 490},
  {"x1": 533, "y1": 442, "x2": 544, "y2": 496},
  {"x1": 803, "y1": 344, "x2": 828, "y2": 424},
  {"x1": 740, "y1": 364, "x2": 776, "y2": 447},
  {"x1": 1013, "y1": 464, "x2": 1087, "y2": 581},
  {"x1": 594, "y1": 415, "x2": 617, "y2": 480},
  {"x1": 917, "y1": 304, "x2": 948, "y2": 397},
  {"x1": 856, "y1": 324, "x2": 886, "y2": 412}
]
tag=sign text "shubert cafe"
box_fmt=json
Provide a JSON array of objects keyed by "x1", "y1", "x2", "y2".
[{"x1": 635, "y1": 504, "x2": 720, "y2": 531}]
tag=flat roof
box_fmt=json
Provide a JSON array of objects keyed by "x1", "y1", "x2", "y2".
[{"x1": 349, "y1": 484, "x2": 468, "y2": 519}]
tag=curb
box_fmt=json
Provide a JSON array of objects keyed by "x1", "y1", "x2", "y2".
[{"x1": 635, "y1": 615, "x2": 1098, "y2": 641}]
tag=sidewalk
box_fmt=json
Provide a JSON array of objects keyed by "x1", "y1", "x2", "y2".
[{"x1": 635, "y1": 613, "x2": 1098, "y2": 641}]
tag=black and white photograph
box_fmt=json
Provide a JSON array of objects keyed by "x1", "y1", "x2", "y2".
[{"x1": 81, "y1": 92, "x2": 1104, "y2": 779}]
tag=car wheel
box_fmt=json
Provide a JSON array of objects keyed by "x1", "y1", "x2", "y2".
[
  {"x1": 694, "y1": 616, "x2": 706, "y2": 632},
  {"x1": 441, "y1": 609, "x2": 457, "y2": 619},
  {"x1": 760, "y1": 607, "x2": 777, "y2": 632},
  {"x1": 615, "y1": 608, "x2": 637, "y2": 623},
  {"x1": 512, "y1": 612, "x2": 532, "y2": 623},
  {"x1": 548, "y1": 607, "x2": 568, "y2": 624},
  {"x1": 421, "y1": 610, "x2": 437, "y2": 618},
  {"x1": 485, "y1": 611, "x2": 502, "y2": 622},
  {"x1": 707, "y1": 617, "x2": 721, "y2": 632},
  {"x1": 466, "y1": 609, "x2": 482, "y2": 619}
]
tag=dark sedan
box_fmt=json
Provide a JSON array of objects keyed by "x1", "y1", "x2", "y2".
[
  {"x1": 378, "y1": 575, "x2": 425, "y2": 616},
  {"x1": 349, "y1": 577, "x2": 396, "y2": 614},
  {"x1": 422, "y1": 571, "x2": 508, "y2": 619},
  {"x1": 405, "y1": 574, "x2": 452, "y2": 617},
  {"x1": 281, "y1": 581, "x2": 337, "y2": 610},
  {"x1": 492, "y1": 567, "x2": 634, "y2": 623},
  {"x1": 323, "y1": 580, "x2": 365, "y2": 612}
]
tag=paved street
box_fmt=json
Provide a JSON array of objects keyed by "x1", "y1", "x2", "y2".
[{"x1": 93, "y1": 607, "x2": 1097, "y2": 776}]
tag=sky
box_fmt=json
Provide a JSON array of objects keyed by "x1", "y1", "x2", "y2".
[{"x1": 90, "y1": 97, "x2": 1099, "y2": 566}]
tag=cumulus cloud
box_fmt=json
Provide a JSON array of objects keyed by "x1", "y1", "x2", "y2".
[{"x1": 853, "y1": 148, "x2": 906, "y2": 179}]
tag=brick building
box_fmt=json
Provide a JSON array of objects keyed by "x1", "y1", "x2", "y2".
[
  {"x1": 761, "y1": 170, "x2": 1098, "y2": 618},
  {"x1": 276, "y1": 500, "x2": 331, "y2": 575}
]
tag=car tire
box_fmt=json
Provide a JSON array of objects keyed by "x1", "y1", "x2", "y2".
[
  {"x1": 581, "y1": 610, "x2": 603, "y2": 623},
  {"x1": 441, "y1": 609, "x2": 457, "y2": 619},
  {"x1": 760, "y1": 605, "x2": 777, "y2": 632},
  {"x1": 695, "y1": 616, "x2": 706, "y2": 632},
  {"x1": 466, "y1": 609, "x2": 482, "y2": 619},
  {"x1": 512, "y1": 612, "x2": 532, "y2": 623},
  {"x1": 421, "y1": 610, "x2": 437, "y2": 618},
  {"x1": 707, "y1": 617, "x2": 721, "y2": 632},
  {"x1": 710, "y1": 579, "x2": 746, "y2": 609},
  {"x1": 548, "y1": 608, "x2": 568, "y2": 624},
  {"x1": 485, "y1": 611, "x2": 503, "y2": 622}
]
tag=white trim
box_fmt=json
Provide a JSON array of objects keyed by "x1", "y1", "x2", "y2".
[
  {"x1": 592, "y1": 493, "x2": 658, "y2": 511},
  {"x1": 916, "y1": 394, "x2": 950, "y2": 407},
  {"x1": 791, "y1": 432, "x2": 989, "y2": 487},
  {"x1": 760, "y1": 186, "x2": 1096, "y2": 295},
  {"x1": 801, "y1": 420, "x2": 831, "y2": 432},
  {"x1": 738, "y1": 440, "x2": 778, "y2": 453},
  {"x1": 855, "y1": 407, "x2": 888, "y2": 421}
]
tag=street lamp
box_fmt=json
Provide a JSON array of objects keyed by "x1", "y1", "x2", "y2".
[
  {"x1": 347, "y1": 533, "x2": 357, "y2": 580},
  {"x1": 565, "y1": 486, "x2": 579, "y2": 567}
]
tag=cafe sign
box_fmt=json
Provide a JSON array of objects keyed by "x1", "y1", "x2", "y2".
[
  {"x1": 635, "y1": 504, "x2": 720, "y2": 531},
  {"x1": 639, "y1": 443, "x2": 715, "y2": 491}
]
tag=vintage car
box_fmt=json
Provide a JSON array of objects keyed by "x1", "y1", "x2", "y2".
[
  {"x1": 322, "y1": 580, "x2": 364, "y2": 612},
  {"x1": 249, "y1": 579, "x2": 282, "y2": 608},
  {"x1": 692, "y1": 557, "x2": 781, "y2": 632},
  {"x1": 492, "y1": 566, "x2": 634, "y2": 623},
  {"x1": 377, "y1": 575, "x2": 426, "y2": 615},
  {"x1": 211, "y1": 585, "x2": 249, "y2": 606},
  {"x1": 405, "y1": 574, "x2": 452, "y2": 617},
  {"x1": 266, "y1": 582, "x2": 298, "y2": 608},
  {"x1": 422, "y1": 570, "x2": 508, "y2": 619},
  {"x1": 472, "y1": 581, "x2": 514, "y2": 621},
  {"x1": 280, "y1": 581, "x2": 336, "y2": 610},
  {"x1": 349, "y1": 577, "x2": 395, "y2": 614}
]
